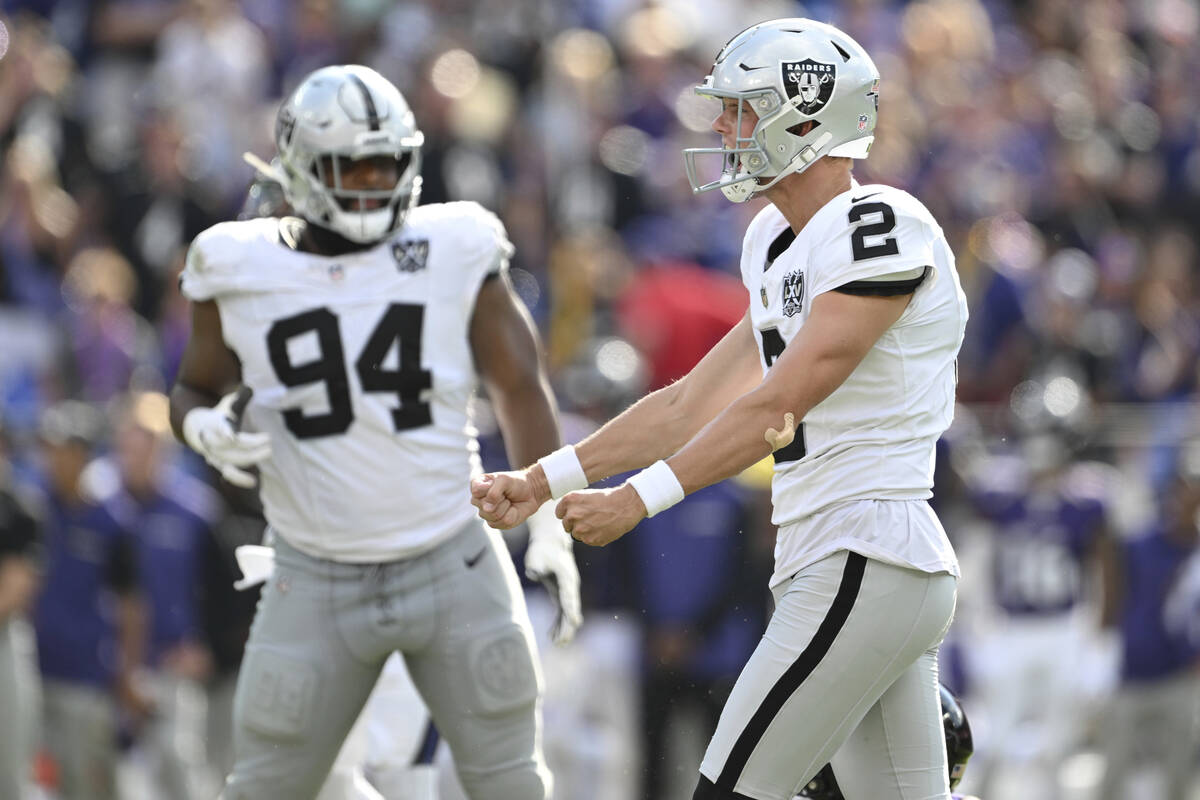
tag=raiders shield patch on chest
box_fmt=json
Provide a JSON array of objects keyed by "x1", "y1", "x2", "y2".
[
  {"x1": 782, "y1": 59, "x2": 836, "y2": 115},
  {"x1": 782, "y1": 270, "x2": 804, "y2": 317},
  {"x1": 392, "y1": 239, "x2": 429, "y2": 273}
]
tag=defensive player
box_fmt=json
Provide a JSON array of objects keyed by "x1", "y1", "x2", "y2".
[
  {"x1": 169, "y1": 65, "x2": 580, "y2": 800},
  {"x1": 230, "y1": 177, "x2": 441, "y2": 800},
  {"x1": 474, "y1": 19, "x2": 968, "y2": 799}
]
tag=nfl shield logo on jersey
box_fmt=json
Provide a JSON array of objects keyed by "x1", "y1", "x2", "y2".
[
  {"x1": 392, "y1": 239, "x2": 430, "y2": 273},
  {"x1": 782, "y1": 271, "x2": 804, "y2": 317},
  {"x1": 781, "y1": 59, "x2": 836, "y2": 115}
]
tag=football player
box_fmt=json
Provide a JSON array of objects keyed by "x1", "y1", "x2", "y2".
[
  {"x1": 474, "y1": 19, "x2": 968, "y2": 800},
  {"x1": 231, "y1": 178, "x2": 442, "y2": 800},
  {"x1": 169, "y1": 65, "x2": 581, "y2": 800}
]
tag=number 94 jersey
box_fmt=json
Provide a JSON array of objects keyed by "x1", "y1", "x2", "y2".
[
  {"x1": 180, "y1": 201, "x2": 511, "y2": 562},
  {"x1": 742, "y1": 182, "x2": 969, "y2": 528}
]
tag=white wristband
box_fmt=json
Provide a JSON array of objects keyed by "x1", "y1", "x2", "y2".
[
  {"x1": 537, "y1": 445, "x2": 588, "y2": 499},
  {"x1": 627, "y1": 460, "x2": 685, "y2": 517}
]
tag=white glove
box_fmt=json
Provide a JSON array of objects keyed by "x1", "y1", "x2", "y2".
[
  {"x1": 525, "y1": 503, "x2": 583, "y2": 645},
  {"x1": 183, "y1": 388, "x2": 271, "y2": 489},
  {"x1": 233, "y1": 544, "x2": 276, "y2": 590}
]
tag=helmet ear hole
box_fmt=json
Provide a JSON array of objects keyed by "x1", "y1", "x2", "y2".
[{"x1": 788, "y1": 119, "x2": 821, "y2": 138}]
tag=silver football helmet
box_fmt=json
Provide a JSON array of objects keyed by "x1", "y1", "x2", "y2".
[
  {"x1": 274, "y1": 65, "x2": 423, "y2": 243},
  {"x1": 683, "y1": 19, "x2": 880, "y2": 203}
]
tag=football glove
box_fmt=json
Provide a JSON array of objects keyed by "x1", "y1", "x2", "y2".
[
  {"x1": 232, "y1": 544, "x2": 276, "y2": 591},
  {"x1": 524, "y1": 503, "x2": 583, "y2": 645},
  {"x1": 182, "y1": 388, "x2": 271, "y2": 489}
]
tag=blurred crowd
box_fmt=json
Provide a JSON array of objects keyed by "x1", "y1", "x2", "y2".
[{"x1": 0, "y1": 0, "x2": 1199, "y2": 798}]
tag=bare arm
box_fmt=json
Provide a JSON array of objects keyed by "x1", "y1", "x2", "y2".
[
  {"x1": 665, "y1": 291, "x2": 910, "y2": 494},
  {"x1": 470, "y1": 273, "x2": 562, "y2": 466},
  {"x1": 472, "y1": 272, "x2": 585, "y2": 643},
  {"x1": 473, "y1": 308, "x2": 761, "y2": 527},
  {"x1": 560, "y1": 290, "x2": 911, "y2": 544},
  {"x1": 169, "y1": 300, "x2": 242, "y2": 441}
]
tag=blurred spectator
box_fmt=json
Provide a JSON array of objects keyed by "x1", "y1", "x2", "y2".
[
  {"x1": 962, "y1": 431, "x2": 1116, "y2": 800},
  {"x1": 150, "y1": 0, "x2": 269, "y2": 198},
  {"x1": 0, "y1": 134, "x2": 78, "y2": 314},
  {"x1": 1099, "y1": 445, "x2": 1200, "y2": 800},
  {"x1": 101, "y1": 112, "x2": 224, "y2": 316},
  {"x1": 0, "y1": 423, "x2": 41, "y2": 800},
  {"x1": 108, "y1": 391, "x2": 220, "y2": 800},
  {"x1": 57, "y1": 247, "x2": 161, "y2": 402},
  {"x1": 30, "y1": 401, "x2": 148, "y2": 800}
]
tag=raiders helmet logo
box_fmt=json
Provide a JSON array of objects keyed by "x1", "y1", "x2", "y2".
[
  {"x1": 392, "y1": 239, "x2": 429, "y2": 273},
  {"x1": 782, "y1": 270, "x2": 804, "y2": 317},
  {"x1": 782, "y1": 59, "x2": 836, "y2": 115}
]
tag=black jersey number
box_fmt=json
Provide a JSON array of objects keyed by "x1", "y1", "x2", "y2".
[
  {"x1": 266, "y1": 304, "x2": 432, "y2": 440},
  {"x1": 759, "y1": 328, "x2": 806, "y2": 464},
  {"x1": 848, "y1": 201, "x2": 899, "y2": 261}
]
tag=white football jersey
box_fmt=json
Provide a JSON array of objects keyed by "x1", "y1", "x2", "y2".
[
  {"x1": 180, "y1": 202, "x2": 511, "y2": 562},
  {"x1": 741, "y1": 180, "x2": 967, "y2": 582}
]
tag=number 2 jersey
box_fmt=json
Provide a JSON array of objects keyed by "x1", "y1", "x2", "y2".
[
  {"x1": 180, "y1": 202, "x2": 510, "y2": 562},
  {"x1": 742, "y1": 181, "x2": 968, "y2": 585}
]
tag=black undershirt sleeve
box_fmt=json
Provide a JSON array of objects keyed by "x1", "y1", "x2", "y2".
[{"x1": 834, "y1": 266, "x2": 931, "y2": 297}]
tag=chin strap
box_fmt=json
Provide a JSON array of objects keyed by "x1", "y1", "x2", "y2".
[
  {"x1": 754, "y1": 131, "x2": 834, "y2": 193},
  {"x1": 720, "y1": 130, "x2": 835, "y2": 202},
  {"x1": 243, "y1": 151, "x2": 289, "y2": 184}
]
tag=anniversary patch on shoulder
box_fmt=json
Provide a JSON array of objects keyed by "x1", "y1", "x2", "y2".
[{"x1": 392, "y1": 239, "x2": 429, "y2": 273}]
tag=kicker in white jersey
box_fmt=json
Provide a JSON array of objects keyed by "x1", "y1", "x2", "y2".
[
  {"x1": 180, "y1": 201, "x2": 511, "y2": 562},
  {"x1": 742, "y1": 180, "x2": 969, "y2": 584}
]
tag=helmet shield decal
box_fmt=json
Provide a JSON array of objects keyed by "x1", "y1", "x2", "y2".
[{"x1": 782, "y1": 59, "x2": 836, "y2": 115}]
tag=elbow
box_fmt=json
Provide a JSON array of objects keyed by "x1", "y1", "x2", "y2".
[
  {"x1": 745, "y1": 382, "x2": 804, "y2": 423},
  {"x1": 658, "y1": 382, "x2": 697, "y2": 448}
]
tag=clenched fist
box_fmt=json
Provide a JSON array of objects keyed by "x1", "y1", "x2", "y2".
[
  {"x1": 470, "y1": 466, "x2": 551, "y2": 529},
  {"x1": 556, "y1": 484, "x2": 648, "y2": 547}
]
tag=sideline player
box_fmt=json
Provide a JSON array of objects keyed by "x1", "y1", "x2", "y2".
[
  {"x1": 474, "y1": 19, "x2": 968, "y2": 800},
  {"x1": 169, "y1": 65, "x2": 580, "y2": 800}
]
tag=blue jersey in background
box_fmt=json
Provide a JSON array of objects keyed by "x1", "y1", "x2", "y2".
[
  {"x1": 1118, "y1": 524, "x2": 1198, "y2": 683},
  {"x1": 33, "y1": 491, "x2": 136, "y2": 686}
]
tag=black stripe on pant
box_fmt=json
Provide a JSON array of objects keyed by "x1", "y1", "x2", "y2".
[
  {"x1": 693, "y1": 552, "x2": 867, "y2": 799},
  {"x1": 413, "y1": 720, "x2": 440, "y2": 766}
]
